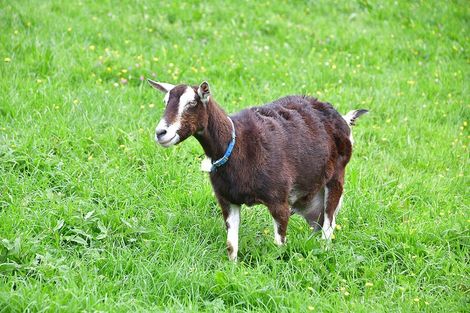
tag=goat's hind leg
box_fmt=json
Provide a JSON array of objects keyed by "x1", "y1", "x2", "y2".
[
  {"x1": 269, "y1": 202, "x2": 290, "y2": 245},
  {"x1": 322, "y1": 174, "x2": 344, "y2": 240}
]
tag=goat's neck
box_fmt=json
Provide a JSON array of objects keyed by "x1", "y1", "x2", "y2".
[{"x1": 195, "y1": 99, "x2": 233, "y2": 160}]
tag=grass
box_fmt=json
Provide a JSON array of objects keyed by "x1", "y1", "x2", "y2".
[{"x1": 0, "y1": 0, "x2": 469, "y2": 311}]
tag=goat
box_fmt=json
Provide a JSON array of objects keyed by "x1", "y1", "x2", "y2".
[{"x1": 148, "y1": 79, "x2": 368, "y2": 260}]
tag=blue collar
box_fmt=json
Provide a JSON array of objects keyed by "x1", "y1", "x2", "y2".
[{"x1": 210, "y1": 116, "x2": 236, "y2": 172}]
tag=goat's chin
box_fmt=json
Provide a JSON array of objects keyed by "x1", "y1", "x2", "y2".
[{"x1": 158, "y1": 134, "x2": 180, "y2": 148}]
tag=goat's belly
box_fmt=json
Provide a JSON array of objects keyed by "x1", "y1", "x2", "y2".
[
  {"x1": 291, "y1": 189, "x2": 325, "y2": 231},
  {"x1": 288, "y1": 188, "x2": 302, "y2": 206},
  {"x1": 223, "y1": 191, "x2": 259, "y2": 207},
  {"x1": 210, "y1": 182, "x2": 259, "y2": 206},
  {"x1": 289, "y1": 183, "x2": 325, "y2": 208}
]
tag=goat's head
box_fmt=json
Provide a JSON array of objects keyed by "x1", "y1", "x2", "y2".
[{"x1": 148, "y1": 80, "x2": 211, "y2": 147}]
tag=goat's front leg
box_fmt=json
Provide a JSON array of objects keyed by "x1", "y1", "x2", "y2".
[
  {"x1": 269, "y1": 202, "x2": 290, "y2": 245},
  {"x1": 219, "y1": 199, "x2": 241, "y2": 261}
]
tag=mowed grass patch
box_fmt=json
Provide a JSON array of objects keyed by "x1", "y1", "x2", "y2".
[{"x1": 0, "y1": 0, "x2": 468, "y2": 311}]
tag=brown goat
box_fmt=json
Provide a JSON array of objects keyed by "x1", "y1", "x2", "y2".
[{"x1": 148, "y1": 80, "x2": 367, "y2": 260}]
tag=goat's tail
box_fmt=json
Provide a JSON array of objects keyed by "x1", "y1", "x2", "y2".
[{"x1": 343, "y1": 109, "x2": 369, "y2": 126}]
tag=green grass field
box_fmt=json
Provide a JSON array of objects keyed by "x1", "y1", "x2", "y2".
[{"x1": 1, "y1": 0, "x2": 469, "y2": 311}]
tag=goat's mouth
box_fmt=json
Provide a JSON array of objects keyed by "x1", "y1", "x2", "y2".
[{"x1": 158, "y1": 134, "x2": 179, "y2": 147}]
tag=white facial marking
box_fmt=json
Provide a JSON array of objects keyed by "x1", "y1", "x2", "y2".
[
  {"x1": 177, "y1": 87, "x2": 197, "y2": 115},
  {"x1": 273, "y1": 219, "x2": 284, "y2": 245},
  {"x1": 155, "y1": 87, "x2": 196, "y2": 147},
  {"x1": 155, "y1": 118, "x2": 181, "y2": 147},
  {"x1": 226, "y1": 204, "x2": 240, "y2": 261}
]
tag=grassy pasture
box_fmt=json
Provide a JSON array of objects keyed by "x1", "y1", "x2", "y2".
[{"x1": 0, "y1": 0, "x2": 469, "y2": 311}]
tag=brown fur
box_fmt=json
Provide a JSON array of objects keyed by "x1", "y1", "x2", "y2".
[{"x1": 154, "y1": 82, "x2": 366, "y2": 257}]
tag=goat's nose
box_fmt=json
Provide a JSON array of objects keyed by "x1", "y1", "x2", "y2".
[{"x1": 156, "y1": 129, "x2": 167, "y2": 140}]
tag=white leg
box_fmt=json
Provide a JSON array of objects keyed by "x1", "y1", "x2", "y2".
[
  {"x1": 335, "y1": 195, "x2": 343, "y2": 216},
  {"x1": 226, "y1": 204, "x2": 240, "y2": 261},
  {"x1": 322, "y1": 187, "x2": 335, "y2": 240},
  {"x1": 321, "y1": 213, "x2": 336, "y2": 240},
  {"x1": 273, "y1": 219, "x2": 285, "y2": 245},
  {"x1": 322, "y1": 187, "x2": 342, "y2": 240}
]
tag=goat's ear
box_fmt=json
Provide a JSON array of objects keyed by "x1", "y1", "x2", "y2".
[
  {"x1": 147, "y1": 79, "x2": 175, "y2": 93},
  {"x1": 197, "y1": 81, "x2": 211, "y2": 104}
]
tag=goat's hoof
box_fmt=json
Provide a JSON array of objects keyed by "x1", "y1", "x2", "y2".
[
  {"x1": 322, "y1": 240, "x2": 332, "y2": 251},
  {"x1": 227, "y1": 241, "x2": 237, "y2": 261},
  {"x1": 321, "y1": 233, "x2": 335, "y2": 241},
  {"x1": 321, "y1": 230, "x2": 334, "y2": 250},
  {"x1": 321, "y1": 227, "x2": 335, "y2": 241}
]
